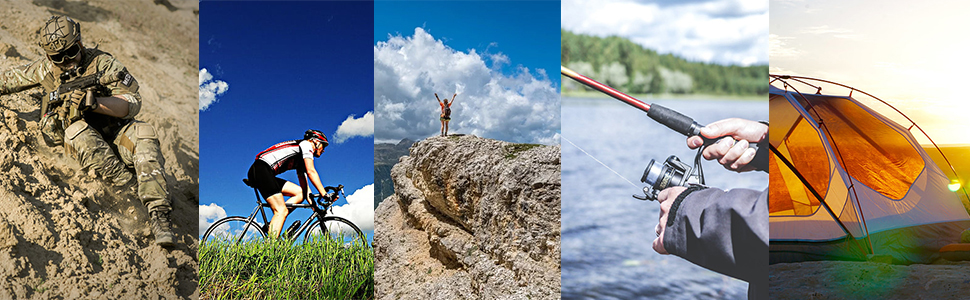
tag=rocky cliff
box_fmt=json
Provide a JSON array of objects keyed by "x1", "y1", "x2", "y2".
[
  {"x1": 374, "y1": 135, "x2": 561, "y2": 299},
  {"x1": 374, "y1": 138, "x2": 414, "y2": 208}
]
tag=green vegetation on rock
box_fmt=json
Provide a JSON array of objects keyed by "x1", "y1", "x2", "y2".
[{"x1": 505, "y1": 143, "x2": 542, "y2": 160}]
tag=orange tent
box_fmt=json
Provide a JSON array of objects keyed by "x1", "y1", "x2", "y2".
[{"x1": 769, "y1": 76, "x2": 970, "y2": 264}]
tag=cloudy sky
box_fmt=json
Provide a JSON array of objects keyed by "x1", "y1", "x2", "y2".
[
  {"x1": 770, "y1": 0, "x2": 970, "y2": 145},
  {"x1": 374, "y1": 1, "x2": 561, "y2": 145},
  {"x1": 199, "y1": 1, "x2": 375, "y2": 240},
  {"x1": 562, "y1": 0, "x2": 768, "y2": 66}
]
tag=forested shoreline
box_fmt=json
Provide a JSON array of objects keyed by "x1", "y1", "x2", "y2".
[{"x1": 562, "y1": 29, "x2": 767, "y2": 96}]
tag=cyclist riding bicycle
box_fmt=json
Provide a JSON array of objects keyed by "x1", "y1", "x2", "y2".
[{"x1": 247, "y1": 129, "x2": 335, "y2": 238}]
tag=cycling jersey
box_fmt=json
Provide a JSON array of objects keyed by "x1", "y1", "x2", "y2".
[{"x1": 255, "y1": 140, "x2": 315, "y2": 174}]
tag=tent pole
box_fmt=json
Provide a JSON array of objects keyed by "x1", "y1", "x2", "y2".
[{"x1": 769, "y1": 145, "x2": 854, "y2": 238}]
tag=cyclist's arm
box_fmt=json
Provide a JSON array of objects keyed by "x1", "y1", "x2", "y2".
[
  {"x1": 304, "y1": 157, "x2": 326, "y2": 198},
  {"x1": 298, "y1": 169, "x2": 309, "y2": 200}
]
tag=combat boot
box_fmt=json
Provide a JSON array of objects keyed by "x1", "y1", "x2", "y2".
[{"x1": 150, "y1": 208, "x2": 175, "y2": 247}]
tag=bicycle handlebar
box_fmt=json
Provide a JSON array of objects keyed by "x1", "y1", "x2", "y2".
[
  {"x1": 324, "y1": 185, "x2": 343, "y2": 194},
  {"x1": 312, "y1": 184, "x2": 345, "y2": 205}
]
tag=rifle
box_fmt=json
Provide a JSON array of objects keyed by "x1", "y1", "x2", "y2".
[{"x1": 43, "y1": 70, "x2": 125, "y2": 120}]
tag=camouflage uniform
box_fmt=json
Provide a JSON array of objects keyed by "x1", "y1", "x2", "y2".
[{"x1": 0, "y1": 17, "x2": 172, "y2": 246}]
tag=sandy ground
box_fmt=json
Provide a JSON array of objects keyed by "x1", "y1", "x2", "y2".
[
  {"x1": 0, "y1": 0, "x2": 198, "y2": 298},
  {"x1": 770, "y1": 260, "x2": 970, "y2": 300}
]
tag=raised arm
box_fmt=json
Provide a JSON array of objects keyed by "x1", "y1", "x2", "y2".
[
  {"x1": 434, "y1": 93, "x2": 442, "y2": 103},
  {"x1": 450, "y1": 93, "x2": 457, "y2": 105}
]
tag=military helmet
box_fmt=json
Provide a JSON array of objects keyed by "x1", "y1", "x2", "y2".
[
  {"x1": 38, "y1": 16, "x2": 81, "y2": 55},
  {"x1": 304, "y1": 129, "x2": 329, "y2": 147}
]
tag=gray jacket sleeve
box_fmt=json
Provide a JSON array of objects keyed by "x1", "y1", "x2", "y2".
[{"x1": 662, "y1": 187, "x2": 768, "y2": 299}]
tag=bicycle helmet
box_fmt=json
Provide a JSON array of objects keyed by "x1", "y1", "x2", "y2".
[
  {"x1": 39, "y1": 16, "x2": 82, "y2": 56},
  {"x1": 304, "y1": 129, "x2": 329, "y2": 147}
]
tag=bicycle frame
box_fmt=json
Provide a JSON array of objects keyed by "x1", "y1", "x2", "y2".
[{"x1": 233, "y1": 184, "x2": 341, "y2": 244}]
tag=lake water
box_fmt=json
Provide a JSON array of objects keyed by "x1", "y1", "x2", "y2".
[{"x1": 562, "y1": 97, "x2": 769, "y2": 300}]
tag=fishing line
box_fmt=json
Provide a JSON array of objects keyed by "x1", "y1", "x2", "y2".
[{"x1": 562, "y1": 135, "x2": 639, "y2": 189}]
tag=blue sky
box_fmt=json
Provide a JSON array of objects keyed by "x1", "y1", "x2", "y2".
[
  {"x1": 199, "y1": 1, "x2": 375, "y2": 241},
  {"x1": 374, "y1": 1, "x2": 561, "y2": 144},
  {"x1": 375, "y1": 1, "x2": 561, "y2": 88}
]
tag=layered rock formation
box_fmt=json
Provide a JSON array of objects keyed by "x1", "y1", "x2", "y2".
[
  {"x1": 374, "y1": 138, "x2": 414, "y2": 208},
  {"x1": 374, "y1": 135, "x2": 561, "y2": 299}
]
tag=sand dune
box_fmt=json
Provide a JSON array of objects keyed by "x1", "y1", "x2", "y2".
[{"x1": 0, "y1": 0, "x2": 198, "y2": 298}]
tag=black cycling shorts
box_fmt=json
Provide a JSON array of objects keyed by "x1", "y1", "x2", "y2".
[{"x1": 247, "y1": 160, "x2": 288, "y2": 200}]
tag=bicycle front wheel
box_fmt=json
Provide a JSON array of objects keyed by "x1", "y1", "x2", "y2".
[
  {"x1": 202, "y1": 216, "x2": 266, "y2": 244},
  {"x1": 304, "y1": 216, "x2": 365, "y2": 246}
]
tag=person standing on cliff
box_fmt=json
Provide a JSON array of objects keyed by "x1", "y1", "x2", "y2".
[
  {"x1": 651, "y1": 118, "x2": 769, "y2": 300},
  {"x1": 248, "y1": 129, "x2": 334, "y2": 238},
  {"x1": 0, "y1": 16, "x2": 175, "y2": 247},
  {"x1": 435, "y1": 92, "x2": 456, "y2": 136}
]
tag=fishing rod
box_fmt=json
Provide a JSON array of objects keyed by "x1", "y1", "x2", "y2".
[
  {"x1": 561, "y1": 65, "x2": 710, "y2": 142},
  {"x1": 561, "y1": 65, "x2": 714, "y2": 201}
]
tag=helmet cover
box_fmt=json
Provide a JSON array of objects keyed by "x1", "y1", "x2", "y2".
[{"x1": 39, "y1": 16, "x2": 81, "y2": 55}]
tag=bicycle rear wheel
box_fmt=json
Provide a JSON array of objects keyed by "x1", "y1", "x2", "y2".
[
  {"x1": 304, "y1": 216, "x2": 365, "y2": 246},
  {"x1": 202, "y1": 216, "x2": 266, "y2": 244}
]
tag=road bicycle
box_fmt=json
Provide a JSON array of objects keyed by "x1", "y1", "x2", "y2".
[{"x1": 202, "y1": 180, "x2": 365, "y2": 246}]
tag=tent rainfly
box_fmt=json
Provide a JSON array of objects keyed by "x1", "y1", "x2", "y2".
[{"x1": 768, "y1": 75, "x2": 970, "y2": 264}]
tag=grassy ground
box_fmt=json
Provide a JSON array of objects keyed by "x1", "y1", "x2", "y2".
[{"x1": 200, "y1": 236, "x2": 374, "y2": 299}]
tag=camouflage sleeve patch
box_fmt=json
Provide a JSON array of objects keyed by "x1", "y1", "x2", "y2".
[
  {"x1": 97, "y1": 55, "x2": 140, "y2": 96},
  {"x1": 96, "y1": 54, "x2": 141, "y2": 118}
]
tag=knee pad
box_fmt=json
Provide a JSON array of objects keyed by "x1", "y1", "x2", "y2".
[{"x1": 64, "y1": 121, "x2": 132, "y2": 186}]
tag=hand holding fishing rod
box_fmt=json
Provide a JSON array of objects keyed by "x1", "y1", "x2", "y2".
[{"x1": 687, "y1": 118, "x2": 769, "y2": 172}]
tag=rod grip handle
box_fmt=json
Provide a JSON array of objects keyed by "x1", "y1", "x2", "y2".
[
  {"x1": 647, "y1": 103, "x2": 717, "y2": 145},
  {"x1": 646, "y1": 103, "x2": 702, "y2": 136}
]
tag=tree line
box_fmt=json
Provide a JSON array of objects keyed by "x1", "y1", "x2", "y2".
[{"x1": 562, "y1": 29, "x2": 767, "y2": 96}]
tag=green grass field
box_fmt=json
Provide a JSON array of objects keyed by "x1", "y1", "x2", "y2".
[{"x1": 200, "y1": 236, "x2": 374, "y2": 300}]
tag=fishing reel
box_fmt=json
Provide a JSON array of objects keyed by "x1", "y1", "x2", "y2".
[{"x1": 634, "y1": 151, "x2": 706, "y2": 201}]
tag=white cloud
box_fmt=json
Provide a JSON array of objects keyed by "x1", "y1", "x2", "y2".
[
  {"x1": 562, "y1": 0, "x2": 768, "y2": 66},
  {"x1": 333, "y1": 111, "x2": 374, "y2": 144},
  {"x1": 799, "y1": 25, "x2": 861, "y2": 40},
  {"x1": 199, "y1": 203, "x2": 228, "y2": 238},
  {"x1": 330, "y1": 184, "x2": 375, "y2": 231},
  {"x1": 769, "y1": 34, "x2": 800, "y2": 59},
  {"x1": 374, "y1": 27, "x2": 560, "y2": 144},
  {"x1": 199, "y1": 68, "x2": 229, "y2": 111}
]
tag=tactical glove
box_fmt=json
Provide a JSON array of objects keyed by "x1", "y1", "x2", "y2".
[{"x1": 68, "y1": 89, "x2": 96, "y2": 112}]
